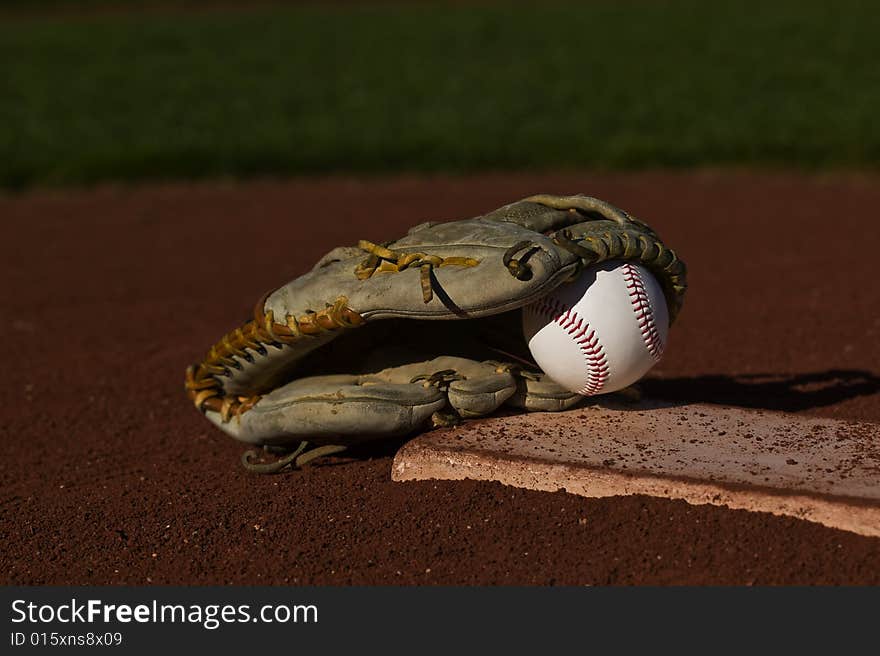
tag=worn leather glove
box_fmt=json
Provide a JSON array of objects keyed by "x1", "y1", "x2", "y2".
[{"x1": 185, "y1": 194, "x2": 687, "y2": 472}]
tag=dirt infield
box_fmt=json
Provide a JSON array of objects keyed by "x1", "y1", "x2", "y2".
[{"x1": 2, "y1": 171, "x2": 879, "y2": 585}]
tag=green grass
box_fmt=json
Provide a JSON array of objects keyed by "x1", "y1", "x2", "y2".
[{"x1": 2, "y1": 1, "x2": 880, "y2": 188}]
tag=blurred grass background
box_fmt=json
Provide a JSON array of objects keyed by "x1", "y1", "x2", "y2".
[{"x1": 1, "y1": 1, "x2": 878, "y2": 189}]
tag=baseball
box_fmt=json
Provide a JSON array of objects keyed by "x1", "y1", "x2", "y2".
[{"x1": 522, "y1": 261, "x2": 669, "y2": 396}]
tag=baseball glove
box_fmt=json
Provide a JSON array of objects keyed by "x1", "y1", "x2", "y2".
[{"x1": 185, "y1": 194, "x2": 687, "y2": 473}]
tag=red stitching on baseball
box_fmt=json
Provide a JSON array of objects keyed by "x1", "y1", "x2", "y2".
[
  {"x1": 525, "y1": 297, "x2": 610, "y2": 395},
  {"x1": 621, "y1": 263, "x2": 664, "y2": 359}
]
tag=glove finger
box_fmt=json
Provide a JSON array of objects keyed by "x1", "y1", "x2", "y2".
[
  {"x1": 365, "y1": 356, "x2": 517, "y2": 418},
  {"x1": 447, "y1": 371, "x2": 517, "y2": 418},
  {"x1": 480, "y1": 194, "x2": 630, "y2": 233},
  {"x1": 505, "y1": 373, "x2": 584, "y2": 412},
  {"x1": 206, "y1": 374, "x2": 446, "y2": 447}
]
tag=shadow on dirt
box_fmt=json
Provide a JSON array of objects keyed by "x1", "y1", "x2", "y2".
[
  {"x1": 639, "y1": 369, "x2": 880, "y2": 413},
  {"x1": 319, "y1": 437, "x2": 411, "y2": 466}
]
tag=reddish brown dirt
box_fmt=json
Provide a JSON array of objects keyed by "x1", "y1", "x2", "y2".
[{"x1": 2, "y1": 171, "x2": 879, "y2": 585}]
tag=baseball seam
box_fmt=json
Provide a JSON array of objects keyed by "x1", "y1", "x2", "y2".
[
  {"x1": 621, "y1": 263, "x2": 664, "y2": 360},
  {"x1": 528, "y1": 297, "x2": 609, "y2": 396}
]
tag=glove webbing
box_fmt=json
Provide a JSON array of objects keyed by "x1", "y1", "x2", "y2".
[
  {"x1": 185, "y1": 295, "x2": 364, "y2": 423},
  {"x1": 553, "y1": 229, "x2": 687, "y2": 321}
]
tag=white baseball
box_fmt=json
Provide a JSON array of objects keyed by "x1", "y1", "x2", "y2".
[{"x1": 522, "y1": 260, "x2": 669, "y2": 396}]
